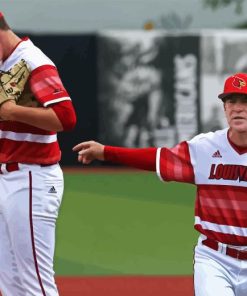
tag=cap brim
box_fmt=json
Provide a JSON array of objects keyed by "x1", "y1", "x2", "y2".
[
  {"x1": 218, "y1": 92, "x2": 247, "y2": 99},
  {"x1": 218, "y1": 93, "x2": 231, "y2": 99}
]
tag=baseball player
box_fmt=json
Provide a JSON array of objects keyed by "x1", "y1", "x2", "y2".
[
  {"x1": 0, "y1": 13, "x2": 76, "y2": 295},
  {"x1": 73, "y1": 73, "x2": 247, "y2": 295}
]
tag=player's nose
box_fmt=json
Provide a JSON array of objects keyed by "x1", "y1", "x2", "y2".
[{"x1": 232, "y1": 101, "x2": 246, "y2": 111}]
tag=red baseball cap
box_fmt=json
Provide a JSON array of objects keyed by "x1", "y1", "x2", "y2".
[{"x1": 218, "y1": 73, "x2": 247, "y2": 99}]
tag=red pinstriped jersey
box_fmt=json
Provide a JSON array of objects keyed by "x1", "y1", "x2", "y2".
[
  {"x1": 0, "y1": 38, "x2": 71, "y2": 164},
  {"x1": 157, "y1": 128, "x2": 247, "y2": 246}
]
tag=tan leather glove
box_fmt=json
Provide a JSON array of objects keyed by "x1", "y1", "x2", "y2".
[{"x1": 0, "y1": 59, "x2": 30, "y2": 105}]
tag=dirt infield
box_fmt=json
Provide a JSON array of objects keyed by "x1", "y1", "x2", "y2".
[{"x1": 56, "y1": 276, "x2": 193, "y2": 296}]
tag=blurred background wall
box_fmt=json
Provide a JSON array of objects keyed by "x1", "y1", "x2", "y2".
[
  {"x1": 2, "y1": 0, "x2": 247, "y2": 32},
  {"x1": 3, "y1": 0, "x2": 247, "y2": 165}
]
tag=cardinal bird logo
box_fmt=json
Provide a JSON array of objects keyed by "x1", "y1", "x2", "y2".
[{"x1": 232, "y1": 76, "x2": 246, "y2": 89}]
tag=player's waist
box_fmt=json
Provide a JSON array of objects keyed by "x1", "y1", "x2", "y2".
[
  {"x1": 199, "y1": 235, "x2": 247, "y2": 260},
  {"x1": 0, "y1": 162, "x2": 59, "y2": 174}
]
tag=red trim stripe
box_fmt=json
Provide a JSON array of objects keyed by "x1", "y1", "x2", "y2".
[
  {"x1": 194, "y1": 224, "x2": 247, "y2": 245},
  {"x1": 29, "y1": 171, "x2": 46, "y2": 296},
  {"x1": 41, "y1": 91, "x2": 69, "y2": 103},
  {"x1": 0, "y1": 138, "x2": 61, "y2": 164},
  {"x1": 196, "y1": 208, "x2": 247, "y2": 227},
  {"x1": 0, "y1": 121, "x2": 55, "y2": 134},
  {"x1": 30, "y1": 64, "x2": 57, "y2": 77},
  {"x1": 227, "y1": 129, "x2": 247, "y2": 155},
  {"x1": 198, "y1": 184, "x2": 247, "y2": 201}
]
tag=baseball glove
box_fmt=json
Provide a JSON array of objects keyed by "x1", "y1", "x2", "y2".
[{"x1": 0, "y1": 59, "x2": 30, "y2": 105}]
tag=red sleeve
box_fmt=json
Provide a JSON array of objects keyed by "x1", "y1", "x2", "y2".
[
  {"x1": 159, "y1": 141, "x2": 195, "y2": 183},
  {"x1": 51, "y1": 100, "x2": 77, "y2": 131},
  {"x1": 29, "y1": 65, "x2": 70, "y2": 106},
  {"x1": 104, "y1": 146, "x2": 157, "y2": 171}
]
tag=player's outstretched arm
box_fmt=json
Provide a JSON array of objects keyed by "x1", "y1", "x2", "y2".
[
  {"x1": 73, "y1": 141, "x2": 105, "y2": 164},
  {"x1": 73, "y1": 141, "x2": 157, "y2": 171}
]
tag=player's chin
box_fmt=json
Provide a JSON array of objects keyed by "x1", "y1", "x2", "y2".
[{"x1": 231, "y1": 121, "x2": 247, "y2": 133}]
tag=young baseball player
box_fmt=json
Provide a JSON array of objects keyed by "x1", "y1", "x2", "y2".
[
  {"x1": 0, "y1": 12, "x2": 76, "y2": 295},
  {"x1": 73, "y1": 73, "x2": 247, "y2": 296}
]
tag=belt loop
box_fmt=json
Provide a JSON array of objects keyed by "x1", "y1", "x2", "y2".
[
  {"x1": 203, "y1": 237, "x2": 247, "y2": 260},
  {"x1": 218, "y1": 242, "x2": 223, "y2": 253},
  {"x1": 219, "y1": 242, "x2": 227, "y2": 255},
  {"x1": 0, "y1": 163, "x2": 20, "y2": 174},
  {"x1": 1, "y1": 164, "x2": 8, "y2": 174}
]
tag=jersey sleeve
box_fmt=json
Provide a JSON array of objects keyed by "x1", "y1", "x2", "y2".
[
  {"x1": 156, "y1": 141, "x2": 195, "y2": 184},
  {"x1": 104, "y1": 146, "x2": 156, "y2": 171},
  {"x1": 29, "y1": 65, "x2": 71, "y2": 107},
  {"x1": 51, "y1": 100, "x2": 77, "y2": 131}
]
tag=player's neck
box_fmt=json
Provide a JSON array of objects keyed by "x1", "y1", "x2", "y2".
[
  {"x1": 228, "y1": 128, "x2": 247, "y2": 148},
  {"x1": 0, "y1": 30, "x2": 21, "y2": 61}
]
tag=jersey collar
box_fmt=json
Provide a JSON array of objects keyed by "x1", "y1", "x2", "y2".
[{"x1": 227, "y1": 129, "x2": 247, "y2": 155}]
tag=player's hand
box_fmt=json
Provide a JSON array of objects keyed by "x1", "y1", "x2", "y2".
[
  {"x1": 72, "y1": 140, "x2": 105, "y2": 164},
  {"x1": 0, "y1": 100, "x2": 16, "y2": 120}
]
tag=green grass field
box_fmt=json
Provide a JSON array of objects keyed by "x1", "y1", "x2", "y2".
[{"x1": 54, "y1": 170, "x2": 198, "y2": 276}]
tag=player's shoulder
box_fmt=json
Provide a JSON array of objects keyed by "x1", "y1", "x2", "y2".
[
  {"x1": 14, "y1": 38, "x2": 55, "y2": 71},
  {"x1": 188, "y1": 128, "x2": 228, "y2": 145}
]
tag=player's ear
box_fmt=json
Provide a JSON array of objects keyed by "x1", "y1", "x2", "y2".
[{"x1": 221, "y1": 98, "x2": 227, "y2": 111}]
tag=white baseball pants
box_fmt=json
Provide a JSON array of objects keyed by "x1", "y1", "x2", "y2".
[
  {"x1": 0, "y1": 163, "x2": 64, "y2": 296},
  {"x1": 194, "y1": 235, "x2": 247, "y2": 296}
]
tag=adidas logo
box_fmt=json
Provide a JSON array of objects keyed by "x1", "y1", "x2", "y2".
[
  {"x1": 48, "y1": 186, "x2": 57, "y2": 193},
  {"x1": 212, "y1": 150, "x2": 222, "y2": 158}
]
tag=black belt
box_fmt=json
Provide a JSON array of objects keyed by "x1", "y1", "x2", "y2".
[{"x1": 202, "y1": 238, "x2": 247, "y2": 260}]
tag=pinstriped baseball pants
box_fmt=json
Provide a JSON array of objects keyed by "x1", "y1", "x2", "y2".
[
  {"x1": 0, "y1": 164, "x2": 63, "y2": 296},
  {"x1": 194, "y1": 235, "x2": 247, "y2": 296}
]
